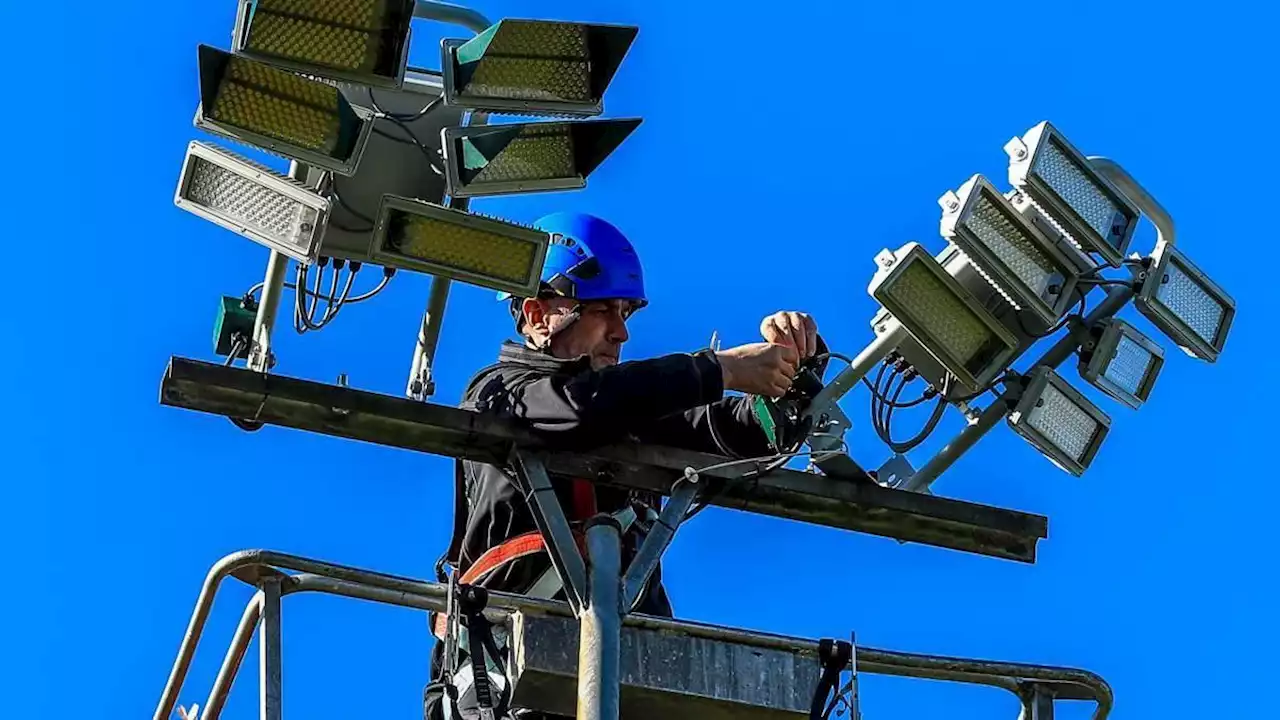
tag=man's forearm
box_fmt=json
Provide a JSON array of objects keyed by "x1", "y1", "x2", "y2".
[{"x1": 498, "y1": 350, "x2": 728, "y2": 442}]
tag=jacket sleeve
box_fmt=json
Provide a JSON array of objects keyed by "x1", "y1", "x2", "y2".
[
  {"x1": 628, "y1": 396, "x2": 773, "y2": 459},
  {"x1": 473, "y1": 349, "x2": 728, "y2": 448}
]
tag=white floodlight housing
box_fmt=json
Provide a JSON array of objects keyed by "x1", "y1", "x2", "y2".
[
  {"x1": 174, "y1": 141, "x2": 330, "y2": 265},
  {"x1": 869, "y1": 243, "x2": 1020, "y2": 391},
  {"x1": 194, "y1": 45, "x2": 375, "y2": 176},
  {"x1": 1008, "y1": 367, "x2": 1111, "y2": 477},
  {"x1": 1134, "y1": 240, "x2": 1235, "y2": 362},
  {"x1": 940, "y1": 174, "x2": 1082, "y2": 326},
  {"x1": 441, "y1": 19, "x2": 638, "y2": 117},
  {"x1": 231, "y1": 0, "x2": 416, "y2": 89},
  {"x1": 370, "y1": 195, "x2": 551, "y2": 297},
  {"x1": 441, "y1": 118, "x2": 643, "y2": 198},
  {"x1": 1005, "y1": 121, "x2": 1141, "y2": 268},
  {"x1": 1080, "y1": 318, "x2": 1165, "y2": 410}
]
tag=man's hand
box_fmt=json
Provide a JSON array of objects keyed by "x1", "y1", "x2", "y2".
[
  {"x1": 760, "y1": 311, "x2": 818, "y2": 360},
  {"x1": 716, "y1": 342, "x2": 799, "y2": 398}
]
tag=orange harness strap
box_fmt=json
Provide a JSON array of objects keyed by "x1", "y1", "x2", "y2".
[
  {"x1": 432, "y1": 531, "x2": 575, "y2": 640},
  {"x1": 434, "y1": 480, "x2": 606, "y2": 640}
]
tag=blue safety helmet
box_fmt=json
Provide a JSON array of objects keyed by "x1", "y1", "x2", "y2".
[{"x1": 500, "y1": 212, "x2": 647, "y2": 333}]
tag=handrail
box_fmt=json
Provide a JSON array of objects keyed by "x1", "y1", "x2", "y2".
[{"x1": 154, "y1": 550, "x2": 1113, "y2": 720}]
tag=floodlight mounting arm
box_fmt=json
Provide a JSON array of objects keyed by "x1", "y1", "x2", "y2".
[
  {"x1": 413, "y1": 1, "x2": 492, "y2": 33},
  {"x1": 804, "y1": 320, "x2": 908, "y2": 425},
  {"x1": 1087, "y1": 156, "x2": 1175, "y2": 248},
  {"x1": 902, "y1": 283, "x2": 1137, "y2": 493}
]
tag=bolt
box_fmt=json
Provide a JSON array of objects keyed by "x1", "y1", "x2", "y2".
[
  {"x1": 1015, "y1": 148, "x2": 1028, "y2": 159},
  {"x1": 946, "y1": 199, "x2": 960, "y2": 211}
]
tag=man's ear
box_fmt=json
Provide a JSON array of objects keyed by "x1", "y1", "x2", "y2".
[{"x1": 521, "y1": 297, "x2": 548, "y2": 334}]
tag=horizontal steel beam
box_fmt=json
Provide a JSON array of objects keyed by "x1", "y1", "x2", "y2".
[{"x1": 159, "y1": 357, "x2": 1048, "y2": 562}]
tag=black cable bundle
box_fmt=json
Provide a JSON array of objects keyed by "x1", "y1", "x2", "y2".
[{"x1": 863, "y1": 356, "x2": 947, "y2": 455}]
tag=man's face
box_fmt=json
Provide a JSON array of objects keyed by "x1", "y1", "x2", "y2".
[{"x1": 527, "y1": 297, "x2": 636, "y2": 369}]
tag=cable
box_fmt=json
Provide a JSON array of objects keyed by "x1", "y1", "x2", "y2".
[
  {"x1": 331, "y1": 186, "x2": 376, "y2": 234},
  {"x1": 246, "y1": 267, "x2": 394, "y2": 306},
  {"x1": 1015, "y1": 286, "x2": 1087, "y2": 339},
  {"x1": 683, "y1": 446, "x2": 847, "y2": 521},
  {"x1": 368, "y1": 88, "x2": 444, "y2": 122}
]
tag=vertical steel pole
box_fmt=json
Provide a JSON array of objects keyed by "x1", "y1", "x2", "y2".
[
  {"x1": 403, "y1": 2, "x2": 492, "y2": 400},
  {"x1": 577, "y1": 517, "x2": 624, "y2": 720},
  {"x1": 260, "y1": 577, "x2": 283, "y2": 720},
  {"x1": 407, "y1": 277, "x2": 452, "y2": 399},
  {"x1": 248, "y1": 161, "x2": 305, "y2": 373}
]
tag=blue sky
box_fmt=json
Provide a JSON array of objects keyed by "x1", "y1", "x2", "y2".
[{"x1": 3, "y1": 1, "x2": 1275, "y2": 718}]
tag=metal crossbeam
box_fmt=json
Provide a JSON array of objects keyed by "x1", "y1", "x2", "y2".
[{"x1": 159, "y1": 357, "x2": 1049, "y2": 562}]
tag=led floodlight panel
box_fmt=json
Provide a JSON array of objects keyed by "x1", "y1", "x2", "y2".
[
  {"x1": 869, "y1": 243, "x2": 1020, "y2": 391},
  {"x1": 442, "y1": 19, "x2": 638, "y2": 116},
  {"x1": 1006, "y1": 121, "x2": 1141, "y2": 268},
  {"x1": 441, "y1": 118, "x2": 642, "y2": 197},
  {"x1": 1080, "y1": 318, "x2": 1165, "y2": 410},
  {"x1": 232, "y1": 0, "x2": 415, "y2": 89},
  {"x1": 940, "y1": 174, "x2": 1081, "y2": 326},
  {"x1": 1008, "y1": 367, "x2": 1111, "y2": 477},
  {"x1": 1135, "y1": 241, "x2": 1235, "y2": 363},
  {"x1": 195, "y1": 45, "x2": 374, "y2": 176},
  {"x1": 371, "y1": 196, "x2": 551, "y2": 296},
  {"x1": 175, "y1": 141, "x2": 330, "y2": 264}
]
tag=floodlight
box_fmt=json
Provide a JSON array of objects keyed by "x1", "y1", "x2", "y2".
[
  {"x1": 194, "y1": 45, "x2": 375, "y2": 176},
  {"x1": 1008, "y1": 367, "x2": 1111, "y2": 477},
  {"x1": 1080, "y1": 318, "x2": 1165, "y2": 410},
  {"x1": 442, "y1": 20, "x2": 638, "y2": 116},
  {"x1": 231, "y1": 0, "x2": 415, "y2": 89},
  {"x1": 370, "y1": 195, "x2": 551, "y2": 296},
  {"x1": 869, "y1": 243, "x2": 1020, "y2": 391},
  {"x1": 441, "y1": 118, "x2": 642, "y2": 197},
  {"x1": 1134, "y1": 240, "x2": 1235, "y2": 362},
  {"x1": 174, "y1": 141, "x2": 331, "y2": 264},
  {"x1": 1005, "y1": 121, "x2": 1141, "y2": 268},
  {"x1": 940, "y1": 174, "x2": 1081, "y2": 326}
]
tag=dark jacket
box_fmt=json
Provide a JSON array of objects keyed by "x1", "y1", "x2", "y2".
[{"x1": 445, "y1": 340, "x2": 776, "y2": 617}]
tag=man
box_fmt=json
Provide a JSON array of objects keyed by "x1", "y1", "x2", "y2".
[{"x1": 427, "y1": 211, "x2": 820, "y2": 719}]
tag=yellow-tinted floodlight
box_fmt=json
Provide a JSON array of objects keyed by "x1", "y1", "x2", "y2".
[
  {"x1": 1135, "y1": 240, "x2": 1235, "y2": 362},
  {"x1": 232, "y1": 0, "x2": 416, "y2": 89},
  {"x1": 442, "y1": 19, "x2": 638, "y2": 116},
  {"x1": 370, "y1": 196, "x2": 551, "y2": 296},
  {"x1": 1005, "y1": 121, "x2": 1141, "y2": 268},
  {"x1": 175, "y1": 141, "x2": 330, "y2": 264},
  {"x1": 441, "y1": 118, "x2": 642, "y2": 197},
  {"x1": 1008, "y1": 367, "x2": 1111, "y2": 477},
  {"x1": 1079, "y1": 318, "x2": 1165, "y2": 410},
  {"x1": 940, "y1": 174, "x2": 1082, "y2": 326},
  {"x1": 869, "y1": 243, "x2": 1020, "y2": 391},
  {"x1": 195, "y1": 45, "x2": 374, "y2": 176}
]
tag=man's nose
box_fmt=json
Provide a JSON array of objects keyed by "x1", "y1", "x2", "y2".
[{"x1": 608, "y1": 315, "x2": 629, "y2": 343}]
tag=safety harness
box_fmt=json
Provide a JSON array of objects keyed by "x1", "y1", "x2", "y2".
[{"x1": 432, "y1": 480, "x2": 643, "y2": 640}]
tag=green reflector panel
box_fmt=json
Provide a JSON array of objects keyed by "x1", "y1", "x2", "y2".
[
  {"x1": 202, "y1": 48, "x2": 366, "y2": 163},
  {"x1": 459, "y1": 21, "x2": 590, "y2": 102},
  {"x1": 465, "y1": 123, "x2": 576, "y2": 183},
  {"x1": 385, "y1": 210, "x2": 541, "y2": 286},
  {"x1": 242, "y1": 0, "x2": 413, "y2": 81},
  {"x1": 447, "y1": 118, "x2": 641, "y2": 197}
]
